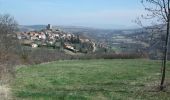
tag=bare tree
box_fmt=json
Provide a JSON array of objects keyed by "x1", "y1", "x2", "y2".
[
  {"x1": 0, "y1": 14, "x2": 20, "y2": 82},
  {"x1": 141, "y1": 0, "x2": 170, "y2": 90},
  {"x1": 0, "y1": 14, "x2": 19, "y2": 55},
  {"x1": 0, "y1": 14, "x2": 18, "y2": 34}
]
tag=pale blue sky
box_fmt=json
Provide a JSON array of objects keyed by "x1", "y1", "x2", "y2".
[{"x1": 0, "y1": 0, "x2": 144, "y2": 29}]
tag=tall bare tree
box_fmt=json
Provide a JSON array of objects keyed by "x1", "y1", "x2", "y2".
[{"x1": 141, "y1": 0, "x2": 170, "y2": 90}]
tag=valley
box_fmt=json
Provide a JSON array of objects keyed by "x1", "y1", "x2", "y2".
[{"x1": 18, "y1": 25, "x2": 168, "y2": 59}]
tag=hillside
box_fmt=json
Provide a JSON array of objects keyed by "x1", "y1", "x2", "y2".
[
  {"x1": 12, "y1": 59, "x2": 170, "y2": 100},
  {"x1": 18, "y1": 25, "x2": 169, "y2": 59},
  {"x1": 17, "y1": 25, "x2": 96, "y2": 53}
]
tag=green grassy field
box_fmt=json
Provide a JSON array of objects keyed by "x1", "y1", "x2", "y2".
[{"x1": 11, "y1": 59, "x2": 170, "y2": 100}]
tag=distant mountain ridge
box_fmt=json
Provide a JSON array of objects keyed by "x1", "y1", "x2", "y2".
[
  {"x1": 19, "y1": 25, "x2": 46, "y2": 32},
  {"x1": 19, "y1": 25, "x2": 138, "y2": 32}
]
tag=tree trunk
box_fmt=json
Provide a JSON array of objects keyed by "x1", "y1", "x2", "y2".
[{"x1": 160, "y1": 13, "x2": 170, "y2": 90}]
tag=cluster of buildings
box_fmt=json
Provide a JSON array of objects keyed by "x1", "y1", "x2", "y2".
[{"x1": 17, "y1": 24, "x2": 96, "y2": 53}]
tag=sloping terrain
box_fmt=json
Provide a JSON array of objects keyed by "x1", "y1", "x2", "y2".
[
  {"x1": 18, "y1": 25, "x2": 169, "y2": 59},
  {"x1": 11, "y1": 59, "x2": 170, "y2": 100}
]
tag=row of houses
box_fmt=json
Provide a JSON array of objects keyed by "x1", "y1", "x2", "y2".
[
  {"x1": 17, "y1": 24, "x2": 96, "y2": 53},
  {"x1": 17, "y1": 29, "x2": 74, "y2": 41}
]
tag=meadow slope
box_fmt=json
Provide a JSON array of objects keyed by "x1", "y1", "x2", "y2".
[{"x1": 11, "y1": 59, "x2": 170, "y2": 100}]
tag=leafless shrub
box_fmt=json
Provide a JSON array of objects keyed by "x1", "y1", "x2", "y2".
[
  {"x1": 0, "y1": 14, "x2": 21, "y2": 84},
  {"x1": 21, "y1": 48, "x2": 72, "y2": 64},
  {"x1": 75, "y1": 53, "x2": 148, "y2": 60}
]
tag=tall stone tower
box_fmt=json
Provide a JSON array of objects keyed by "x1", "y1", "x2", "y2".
[{"x1": 47, "y1": 24, "x2": 52, "y2": 30}]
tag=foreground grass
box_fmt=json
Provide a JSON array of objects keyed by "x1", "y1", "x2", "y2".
[{"x1": 11, "y1": 59, "x2": 170, "y2": 100}]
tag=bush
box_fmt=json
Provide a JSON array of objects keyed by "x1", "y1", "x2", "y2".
[
  {"x1": 20, "y1": 47, "x2": 148, "y2": 65},
  {"x1": 73, "y1": 52, "x2": 148, "y2": 60},
  {"x1": 21, "y1": 47, "x2": 72, "y2": 64},
  {"x1": 0, "y1": 53, "x2": 19, "y2": 84}
]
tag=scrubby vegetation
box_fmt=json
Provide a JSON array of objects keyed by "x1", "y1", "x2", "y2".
[
  {"x1": 0, "y1": 14, "x2": 21, "y2": 85},
  {"x1": 20, "y1": 46, "x2": 146, "y2": 65}
]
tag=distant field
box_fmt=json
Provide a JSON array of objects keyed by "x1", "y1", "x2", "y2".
[{"x1": 11, "y1": 59, "x2": 170, "y2": 100}]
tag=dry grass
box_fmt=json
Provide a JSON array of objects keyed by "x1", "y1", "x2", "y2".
[
  {"x1": 0, "y1": 64, "x2": 14, "y2": 100},
  {"x1": 0, "y1": 85, "x2": 11, "y2": 100}
]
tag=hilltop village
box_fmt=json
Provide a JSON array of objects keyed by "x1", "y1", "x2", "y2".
[{"x1": 17, "y1": 24, "x2": 96, "y2": 53}]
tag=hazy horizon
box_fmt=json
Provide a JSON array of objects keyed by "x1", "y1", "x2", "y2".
[{"x1": 0, "y1": 0, "x2": 144, "y2": 29}]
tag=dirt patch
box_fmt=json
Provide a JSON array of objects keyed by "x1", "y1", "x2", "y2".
[{"x1": 0, "y1": 85, "x2": 11, "y2": 100}]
